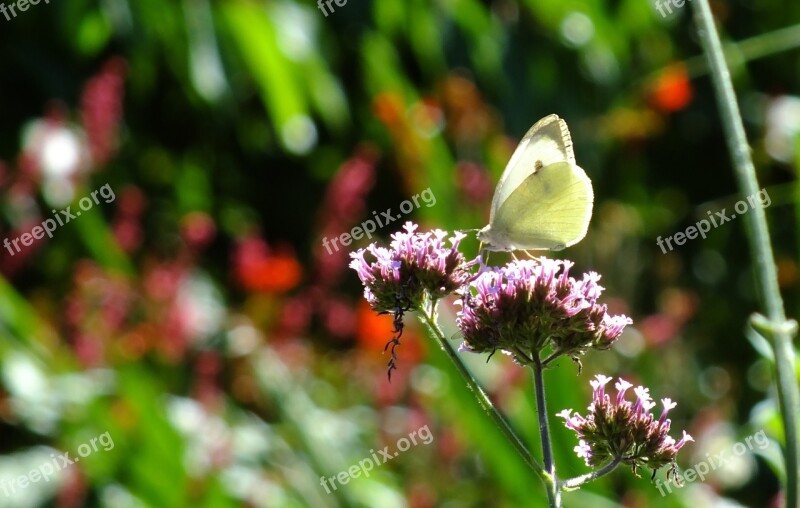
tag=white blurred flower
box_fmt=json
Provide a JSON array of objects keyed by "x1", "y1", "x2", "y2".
[
  {"x1": 1, "y1": 353, "x2": 114, "y2": 435},
  {"x1": 281, "y1": 114, "x2": 318, "y2": 155},
  {"x1": 166, "y1": 396, "x2": 232, "y2": 476},
  {"x1": 765, "y1": 95, "x2": 800, "y2": 163},
  {"x1": 176, "y1": 271, "x2": 225, "y2": 343},
  {"x1": 689, "y1": 423, "x2": 757, "y2": 489},
  {"x1": 21, "y1": 118, "x2": 90, "y2": 206},
  {"x1": 561, "y1": 12, "x2": 594, "y2": 48},
  {"x1": 272, "y1": 1, "x2": 316, "y2": 61},
  {"x1": 0, "y1": 446, "x2": 63, "y2": 508}
]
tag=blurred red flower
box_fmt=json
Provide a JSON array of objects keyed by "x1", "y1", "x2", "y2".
[
  {"x1": 647, "y1": 64, "x2": 693, "y2": 113},
  {"x1": 233, "y1": 236, "x2": 302, "y2": 293},
  {"x1": 372, "y1": 92, "x2": 405, "y2": 126},
  {"x1": 356, "y1": 299, "x2": 397, "y2": 352}
]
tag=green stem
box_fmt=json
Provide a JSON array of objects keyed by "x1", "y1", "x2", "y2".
[
  {"x1": 683, "y1": 22, "x2": 800, "y2": 79},
  {"x1": 531, "y1": 356, "x2": 560, "y2": 507},
  {"x1": 691, "y1": 2, "x2": 800, "y2": 506},
  {"x1": 417, "y1": 301, "x2": 545, "y2": 481},
  {"x1": 560, "y1": 456, "x2": 622, "y2": 490}
]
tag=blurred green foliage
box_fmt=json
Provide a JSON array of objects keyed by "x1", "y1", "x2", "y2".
[{"x1": 0, "y1": 0, "x2": 799, "y2": 506}]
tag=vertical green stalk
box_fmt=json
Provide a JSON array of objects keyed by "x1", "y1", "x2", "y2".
[
  {"x1": 532, "y1": 358, "x2": 560, "y2": 508},
  {"x1": 691, "y1": 2, "x2": 800, "y2": 506},
  {"x1": 417, "y1": 301, "x2": 545, "y2": 481}
]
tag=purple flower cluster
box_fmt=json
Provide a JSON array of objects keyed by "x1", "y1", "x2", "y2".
[
  {"x1": 558, "y1": 375, "x2": 693, "y2": 474},
  {"x1": 455, "y1": 258, "x2": 631, "y2": 366},
  {"x1": 349, "y1": 222, "x2": 473, "y2": 313}
]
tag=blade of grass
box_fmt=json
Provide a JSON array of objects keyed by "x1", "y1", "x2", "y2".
[{"x1": 0, "y1": 275, "x2": 58, "y2": 364}]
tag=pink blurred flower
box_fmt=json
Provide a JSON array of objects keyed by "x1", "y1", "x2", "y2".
[
  {"x1": 181, "y1": 211, "x2": 216, "y2": 250},
  {"x1": 80, "y1": 57, "x2": 127, "y2": 167},
  {"x1": 455, "y1": 161, "x2": 493, "y2": 204},
  {"x1": 315, "y1": 146, "x2": 378, "y2": 285},
  {"x1": 112, "y1": 186, "x2": 147, "y2": 252}
]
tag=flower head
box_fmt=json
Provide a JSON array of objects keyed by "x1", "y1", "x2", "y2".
[
  {"x1": 456, "y1": 258, "x2": 631, "y2": 367},
  {"x1": 350, "y1": 222, "x2": 473, "y2": 379},
  {"x1": 558, "y1": 375, "x2": 693, "y2": 475},
  {"x1": 349, "y1": 222, "x2": 472, "y2": 313}
]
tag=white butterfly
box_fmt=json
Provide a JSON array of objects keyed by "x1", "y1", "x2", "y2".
[{"x1": 477, "y1": 114, "x2": 594, "y2": 251}]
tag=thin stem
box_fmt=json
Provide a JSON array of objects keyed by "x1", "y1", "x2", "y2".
[
  {"x1": 531, "y1": 356, "x2": 560, "y2": 507},
  {"x1": 683, "y1": 22, "x2": 800, "y2": 79},
  {"x1": 691, "y1": 2, "x2": 800, "y2": 507},
  {"x1": 416, "y1": 301, "x2": 545, "y2": 481},
  {"x1": 541, "y1": 350, "x2": 560, "y2": 367},
  {"x1": 560, "y1": 456, "x2": 622, "y2": 490}
]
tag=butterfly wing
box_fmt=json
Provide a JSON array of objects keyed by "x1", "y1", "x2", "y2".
[
  {"x1": 489, "y1": 114, "x2": 575, "y2": 222},
  {"x1": 487, "y1": 161, "x2": 593, "y2": 250}
]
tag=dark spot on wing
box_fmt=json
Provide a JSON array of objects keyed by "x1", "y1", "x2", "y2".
[{"x1": 534, "y1": 160, "x2": 543, "y2": 171}]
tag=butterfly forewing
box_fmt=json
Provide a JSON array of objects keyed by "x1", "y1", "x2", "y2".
[{"x1": 490, "y1": 114, "x2": 575, "y2": 221}]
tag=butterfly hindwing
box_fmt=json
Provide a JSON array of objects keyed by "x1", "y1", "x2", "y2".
[{"x1": 490, "y1": 161, "x2": 593, "y2": 250}]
